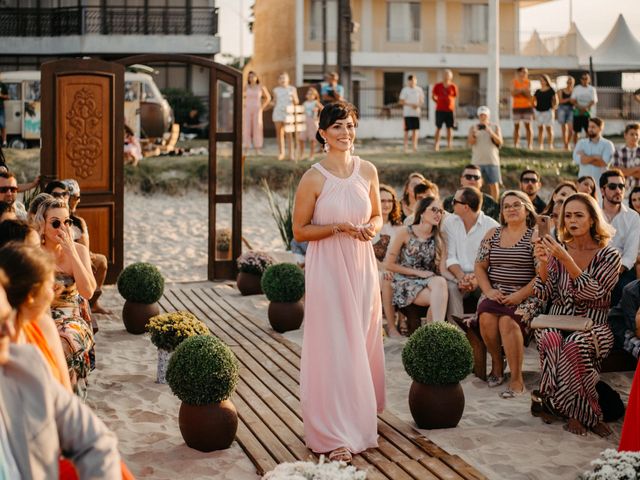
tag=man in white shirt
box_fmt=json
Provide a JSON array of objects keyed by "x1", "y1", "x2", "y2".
[
  {"x1": 600, "y1": 169, "x2": 640, "y2": 305},
  {"x1": 399, "y1": 75, "x2": 424, "y2": 153},
  {"x1": 571, "y1": 72, "x2": 598, "y2": 145},
  {"x1": 572, "y1": 117, "x2": 614, "y2": 193},
  {"x1": 442, "y1": 186, "x2": 499, "y2": 322}
]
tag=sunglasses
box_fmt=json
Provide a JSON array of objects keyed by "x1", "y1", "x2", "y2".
[
  {"x1": 606, "y1": 183, "x2": 625, "y2": 191},
  {"x1": 50, "y1": 218, "x2": 73, "y2": 229},
  {"x1": 51, "y1": 191, "x2": 70, "y2": 198},
  {"x1": 463, "y1": 174, "x2": 481, "y2": 181},
  {"x1": 521, "y1": 177, "x2": 539, "y2": 184},
  {"x1": 0, "y1": 186, "x2": 18, "y2": 194},
  {"x1": 452, "y1": 198, "x2": 467, "y2": 206},
  {"x1": 429, "y1": 207, "x2": 444, "y2": 215}
]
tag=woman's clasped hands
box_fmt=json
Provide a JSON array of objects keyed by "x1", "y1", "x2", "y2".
[{"x1": 335, "y1": 222, "x2": 375, "y2": 242}]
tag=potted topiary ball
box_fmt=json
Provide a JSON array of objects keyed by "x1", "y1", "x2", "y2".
[
  {"x1": 402, "y1": 322, "x2": 473, "y2": 429},
  {"x1": 166, "y1": 335, "x2": 239, "y2": 452},
  {"x1": 261, "y1": 263, "x2": 305, "y2": 333},
  {"x1": 236, "y1": 251, "x2": 275, "y2": 296},
  {"x1": 117, "y1": 262, "x2": 165, "y2": 334},
  {"x1": 146, "y1": 311, "x2": 210, "y2": 384}
]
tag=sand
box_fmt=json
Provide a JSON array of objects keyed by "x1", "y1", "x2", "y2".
[{"x1": 86, "y1": 190, "x2": 635, "y2": 480}]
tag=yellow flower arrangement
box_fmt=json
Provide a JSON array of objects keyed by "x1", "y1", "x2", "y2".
[{"x1": 147, "y1": 311, "x2": 210, "y2": 351}]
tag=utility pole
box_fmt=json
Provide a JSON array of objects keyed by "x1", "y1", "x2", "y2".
[
  {"x1": 336, "y1": 0, "x2": 352, "y2": 101},
  {"x1": 322, "y1": 0, "x2": 328, "y2": 78}
]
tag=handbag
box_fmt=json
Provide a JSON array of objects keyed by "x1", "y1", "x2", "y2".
[{"x1": 530, "y1": 314, "x2": 593, "y2": 331}]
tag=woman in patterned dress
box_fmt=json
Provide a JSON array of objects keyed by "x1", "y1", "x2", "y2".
[
  {"x1": 475, "y1": 191, "x2": 541, "y2": 398},
  {"x1": 374, "y1": 184, "x2": 403, "y2": 337},
  {"x1": 533, "y1": 193, "x2": 620, "y2": 437},
  {"x1": 35, "y1": 197, "x2": 96, "y2": 398},
  {"x1": 384, "y1": 196, "x2": 449, "y2": 325}
]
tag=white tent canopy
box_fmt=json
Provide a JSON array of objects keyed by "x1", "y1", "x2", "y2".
[
  {"x1": 584, "y1": 15, "x2": 640, "y2": 72},
  {"x1": 522, "y1": 30, "x2": 549, "y2": 56},
  {"x1": 555, "y1": 22, "x2": 593, "y2": 64}
]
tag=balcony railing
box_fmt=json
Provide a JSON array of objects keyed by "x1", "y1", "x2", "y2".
[{"x1": 0, "y1": 6, "x2": 218, "y2": 37}]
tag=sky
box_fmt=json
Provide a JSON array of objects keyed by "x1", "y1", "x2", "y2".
[{"x1": 216, "y1": 0, "x2": 640, "y2": 60}]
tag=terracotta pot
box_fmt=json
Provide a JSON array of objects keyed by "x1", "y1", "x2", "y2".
[
  {"x1": 268, "y1": 301, "x2": 304, "y2": 333},
  {"x1": 179, "y1": 400, "x2": 238, "y2": 452},
  {"x1": 236, "y1": 271, "x2": 263, "y2": 296},
  {"x1": 122, "y1": 300, "x2": 160, "y2": 335},
  {"x1": 408, "y1": 380, "x2": 465, "y2": 429}
]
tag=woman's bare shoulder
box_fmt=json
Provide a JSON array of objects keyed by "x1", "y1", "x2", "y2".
[{"x1": 358, "y1": 159, "x2": 378, "y2": 179}]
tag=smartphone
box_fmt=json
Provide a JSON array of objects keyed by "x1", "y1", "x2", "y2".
[
  {"x1": 536, "y1": 215, "x2": 551, "y2": 238},
  {"x1": 477, "y1": 124, "x2": 486, "y2": 130}
]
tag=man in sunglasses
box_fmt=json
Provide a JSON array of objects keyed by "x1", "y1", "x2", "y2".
[
  {"x1": 519, "y1": 169, "x2": 546, "y2": 214},
  {"x1": 600, "y1": 169, "x2": 640, "y2": 305},
  {"x1": 0, "y1": 171, "x2": 26, "y2": 220},
  {"x1": 443, "y1": 164, "x2": 500, "y2": 220},
  {"x1": 572, "y1": 117, "x2": 614, "y2": 197}
]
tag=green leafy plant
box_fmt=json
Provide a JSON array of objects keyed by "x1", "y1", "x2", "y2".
[
  {"x1": 261, "y1": 263, "x2": 305, "y2": 303},
  {"x1": 166, "y1": 335, "x2": 239, "y2": 405},
  {"x1": 402, "y1": 323, "x2": 473, "y2": 385},
  {"x1": 237, "y1": 251, "x2": 276, "y2": 276},
  {"x1": 161, "y1": 87, "x2": 205, "y2": 126},
  {"x1": 147, "y1": 311, "x2": 210, "y2": 352},
  {"x1": 117, "y1": 262, "x2": 165, "y2": 304},
  {"x1": 261, "y1": 176, "x2": 295, "y2": 250}
]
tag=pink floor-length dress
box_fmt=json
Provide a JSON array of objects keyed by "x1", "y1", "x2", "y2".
[
  {"x1": 243, "y1": 85, "x2": 264, "y2": 149},
  {"x1": 300, "y1": 156, "x2": 386, "y2": 454}
]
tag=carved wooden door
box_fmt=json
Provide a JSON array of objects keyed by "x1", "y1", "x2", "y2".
[{"x1": 41, "y1": 59, "x2": 124, "y2": 283}]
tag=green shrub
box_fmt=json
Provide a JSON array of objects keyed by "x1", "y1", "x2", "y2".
[
  {"x1": 402, "y1": 323, "x2": 473, "y2": 385},
  {"x1": 167, "y1": 335, "x2": 239, "y2": 405},
  {"x1": 117, "y1": 262, "x2": 165, "y2": 304},
  {"x1": 261, "y1": 263, "x2": 305, "y2": 303},
  {"x1": 161, "y1": 87, "x2": 205, "y2": 126},
  {"x1": 147, "y1": 311, "x2": 210, "y2": 351}
]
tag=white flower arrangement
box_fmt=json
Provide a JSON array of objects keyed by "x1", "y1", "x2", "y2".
[
  {"x1": 580, "y1": 449, "x2": 640, "y2": 480},
  {"x1": 262, "y1": 456, "x2": 366, "y2": 480}
]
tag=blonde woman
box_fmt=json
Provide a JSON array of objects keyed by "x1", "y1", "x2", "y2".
[
  {"x1": 272, "y1": 72, "x2": 299, "y2": 160},
  {"x1": 475, "y1": 190, "x2": 539, "y2": 398},
  {"x1": 384, "y1": 196, "x2": 448, "y2": 328}
]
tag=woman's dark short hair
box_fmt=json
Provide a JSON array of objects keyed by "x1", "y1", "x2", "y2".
[
  {"x1": 629, "y1": 186, "x2": 640, "y2": 213},
  {"x1": 0, "y1": 242, "x2": 54, "y2": 311},
  {"x1": 315, "y1": 101, "x2": 359, "y2": 145},
  {"x1": 44, "y1": 180, "x2": 67, "y2": 195},
  {"x1": 0, "y1": 219, "x2": 36, "y2": 248}
]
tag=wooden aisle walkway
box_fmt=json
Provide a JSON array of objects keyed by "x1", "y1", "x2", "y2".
[{"x1": 159, "y1": 283, "x2": 486, "y2": 480}]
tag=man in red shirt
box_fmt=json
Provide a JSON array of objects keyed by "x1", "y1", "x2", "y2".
[{"x1": 431, "y1": 69, "x2": 458, "y2": 151}]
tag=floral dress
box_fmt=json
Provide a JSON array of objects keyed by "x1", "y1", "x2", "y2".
[
  {"x1": 392, "y1": 226, "x2": 437, "y2": 309},
  {"x1": 51, "y1": 272, "x2": 95, "y2": 399}
]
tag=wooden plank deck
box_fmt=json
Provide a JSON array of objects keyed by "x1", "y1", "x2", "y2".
[{"x1": 158, "y1": 283, "x2": 486, "y2": 480}]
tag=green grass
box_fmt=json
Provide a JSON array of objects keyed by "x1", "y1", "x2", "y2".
[{"x1": 3, "y1": 139, "x2": 579, "y2": 195}]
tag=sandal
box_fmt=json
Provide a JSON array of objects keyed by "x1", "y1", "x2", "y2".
[
  {"x1": 499, "y1": 386, "x2": 527, "y2": 399},
  {"x1": 328, "y1": 447, "x2": 352, "y2": 463},
  {"x1": 487, "y1": 374, "x2": 505, "y2": 388}
]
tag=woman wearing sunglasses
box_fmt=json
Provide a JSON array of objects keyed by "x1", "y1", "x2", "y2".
[
  {"x1": 35, "y1": 197, "x2": 95, "y2": 398},
  {"x1": 384, "y1": 196, "x2": 449, "y2": 328},
  {"x1": 475, "y1": 191, "x2": 540, "y2": 398}
]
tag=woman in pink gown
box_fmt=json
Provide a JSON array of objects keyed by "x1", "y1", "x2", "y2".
[{"x1": 293, "y1": 102, "x2": 386, "y2": 463}]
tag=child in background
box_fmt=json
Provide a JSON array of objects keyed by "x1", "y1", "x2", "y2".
[{"x1": 298, "y1": 88, "x2": 323, "y2": 161}]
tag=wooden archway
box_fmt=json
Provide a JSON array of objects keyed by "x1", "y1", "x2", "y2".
[{"x1": 41, "y1": 55, "x2": 243, "y2": 282}]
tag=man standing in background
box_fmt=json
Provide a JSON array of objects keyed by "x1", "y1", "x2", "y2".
[
  {"x1": 571, "y1": 72, "x2": 598, "y2": 146},
  {"x1": 432, "y1": 69, "x2": 458, "y2": 151},
  {"x1": 399, "y1": 75, "x2": 425, "y2": 153},
  {"x1": 511, "y1": 67, "x2": 534, "y2": 150}
]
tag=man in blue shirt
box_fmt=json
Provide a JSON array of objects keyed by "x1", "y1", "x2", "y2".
[
  {"x1": 320, "y1": 72, "x2": 344, "y2": 105},
  {"x1": 572, "y1": 117, "x2": 614, "y2": 190}
]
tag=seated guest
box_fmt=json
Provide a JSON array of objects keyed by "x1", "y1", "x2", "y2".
[
  {"x1": 384, "y1": 197, "x2": 449, "y2": 326},
  {"x1": 44, "y1": 179, "x2": 71, "y2": 202},
  {"x1": 63, "y1": 179, "x2": 110, "y2": 314},
  {"x1": 608, "y1": 279, "x2": 640, "y2": 358},
  {"x1": 533, "y1": 193, "x2": 620, "y2": 437},
  {"x1": 599, "y1": 169, "x2": 640, "y2": 306},
  {"x1": 442, "y1": 186, "x2": 499, "y2": 323},
  {"x1": 124, "y1": 124, "x2": 143, "y2": 166},
  {"x1": 400, "y1": 172, "x2": 426, "y2": 221},
  {"x1": 612, "y1": 122, "x2": 640, "y2": 192},
  {"x1": 541, "y1": 180, "x2": 577, "y2": 216},
  {"x1": 375, "y1": 184, "x2": 403, "y2": 337},
  {"x1": 0, "y1": 171, "x2": 26, "y2": 219},
  {"x1": 519, "y1": 169, "x2": 546, "y2": 214},
  {"x1": 475, "y1": 191, "x2": 539, "y2": 397},
  {"x1": 0, "y1": 280, "x2": 121, "y2": 479},
  {"x1": 0, "y1": 219, "x2": 40, "y2": 247},
  {"x1": 0, "y1": 200, "x2": 16, "y2": 221},
  {"x1": 28, "y1": 192, "x2": 53, "y2": 222},
  {"x1": 443, "y1": 164, "x2": 500, "y2": 220},
  {"x1": 403, "y1": 180, "x2": 439, "y2": 225},
  {"x1": 577, "y1": 175, "x2": 597, "y2": 199},
  {"x1": 549, "y1": 199, "x2": 564, "y2": 241},
  {"x1": 35, "y1": 197, "x2": 96, "y2": 397},
  {"x1": 629, "y1": 186, "x2": 640, "y2": 279}
]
